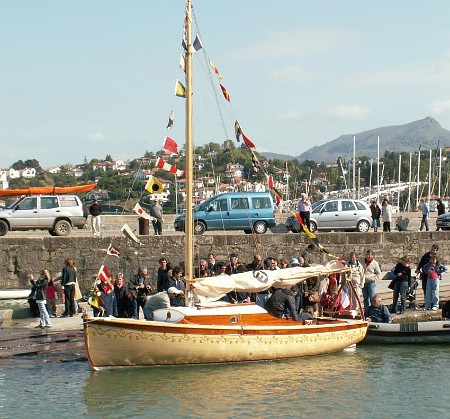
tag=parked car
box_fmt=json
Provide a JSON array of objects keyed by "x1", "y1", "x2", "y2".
[
  {"x1": 174, "y1": 192, "x2": 276, "y2": 235},
  {"x1": 436, "y1": 213, "x2": 450, "y2": 230},
  {"x1": 285, "y1": 199, "x2": 372, "y2": 233},
  {"x1": 0, "y1": 195, "x2": 88, "y2": 236}
]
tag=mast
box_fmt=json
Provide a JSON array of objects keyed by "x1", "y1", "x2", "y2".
[
  {"x1": 376, "y1": 135, "x2": 380, "y2": 202},
  {"x1": 352, "y1": 135, "x2": 356, "y2": 199},
  {"x1": 185, "y1": 0, "x2": 194, "y2": 295}
]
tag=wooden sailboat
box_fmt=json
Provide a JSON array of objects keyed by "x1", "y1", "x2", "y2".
[{"x1": 83, "y1": 0, "x2": 367, "y2": 370}]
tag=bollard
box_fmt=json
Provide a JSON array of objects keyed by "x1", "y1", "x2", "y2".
[{"x1": 138, "y1": 217, "x2": 150, "y2": 235}]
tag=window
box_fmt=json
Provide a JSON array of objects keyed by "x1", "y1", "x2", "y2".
[
  {"x1": 324, "y1": 201, "x2": 338, "y2": 212},
  {"x1": 342, "y1": 201, "x2": 355, "y2": 211},
  {"x1": 41, "y1": 197, "x2": 58, "y2": 209},
  {"x1": 59, "y1": 197, "x2": 79, "y2": 207},
  {"x1": 211, "y1": 199, "x2": 228, "y2": 212},
  {"x1": 355, "y1": 201, "x2": 366, "y2": 211},
  {"x1": 230, "y1": 198, "x2": 249, "y2": 210},
  {"x1": 252, "y1": 197, "x2": 271, "y2": 209},
  {"x1": 18, "y1": 197, "x2": 37, "y2": 210}
]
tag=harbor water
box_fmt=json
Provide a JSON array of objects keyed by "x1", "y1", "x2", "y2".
[{"x1": 1, "y1": 344, "x2": 449, "y2": 418}]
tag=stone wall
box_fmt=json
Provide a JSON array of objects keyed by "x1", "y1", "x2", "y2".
[{"x1": 1, "y1": 229, "x2": 448, "y2": 294}]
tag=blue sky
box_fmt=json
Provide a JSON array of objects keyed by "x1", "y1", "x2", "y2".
[{"x1": 1, "y1": 0, "x2": 450, "y2": 168}]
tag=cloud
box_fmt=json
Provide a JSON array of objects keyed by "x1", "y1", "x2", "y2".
[
  {"x1": 279, "y1": 109, "x2": 304, "y2": 121},
  {"x1": 230, "y1": 28, "x2": 352, "y2": 61},
  {"x1": 326, "y1": 105, "x2": 370, "y2": 120},
  {"x1": 428, "y1": 99, "x2": 450, "y2": 115},
  {"x1": 87, "y1": 132, "x2": 106, "y2": 142},
  {"x1": 269, "y1": 66, "x2": 314, "y2": 83}
]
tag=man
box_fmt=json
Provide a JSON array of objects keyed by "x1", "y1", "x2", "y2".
[
  {"x1": 150, "y1": 199, "x2": 164, "y2": 235},
  {"x1": 89, "y1": 199, "x2": 102, "y2": 236},
  {"x1": 128, "y1": 267, "x2": 152, "y2": 319},
  {"x1": 207, "y1": 253, "x2": 217, "y2": 274},
  {"x1": 143, "y1": 286, "x2": 183, "y2": 320},
  {"x1": 416, "y1": 243, "x2": 439, "y2": 303},
  {"x1": 436, "y1": 198, "x2": 446, "y2": 231},
  {"x1": 418, "y1": 198, "x2": 429, "y2": 231},
  {"x1": 301, "y1": 244, "x2": 316, "y2": 267},
  {"x1": 265, "y1": 287, "x2": 313, "y2": 321},
  {"x1": 366, "y1": 295, "x2": 392, "y2": 323}
]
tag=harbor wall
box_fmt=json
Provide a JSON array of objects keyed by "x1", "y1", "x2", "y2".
[{"x1": 0, "y1": 224, "x2": 448, "y2": 294}]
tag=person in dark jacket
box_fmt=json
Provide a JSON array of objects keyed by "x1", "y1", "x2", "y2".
[
  {"x1": 265, "y1": 287, "x2": 299, "y2": 320},
  {"x1": 366, "y1": 295, "x2": 392, "y2": 323},
  {"x1": 89, "y1": 199, "x2": 102, "y2": 236},
  {"x1": 436, "y1": 198, "x2": 446, "y2": 230},
  {"x1": 34, "y1": 269, "x2": 52, "y2": 328},
  {"x1": 391, "y1": 257, "x2": 412, "y2": 314},
  {"x1": 370, "y1": 200, "x2": 381, "y2": 232},
  {"x1": 113, "y1": 272, "x2": 128, "y2": 317},
  {"x1": 128, "y1": 267, "x2": 152, "y2": 319},
  {"x1": 61, "y1": 258, "x2": 77, "y2": 317},
  {"x1": 98, "y1": 281, "x2": 118, "y2": 317}
]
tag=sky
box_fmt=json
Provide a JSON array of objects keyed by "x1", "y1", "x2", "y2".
[{"x1": 2, "y1": 0, "x2": 450, "y2": 168}]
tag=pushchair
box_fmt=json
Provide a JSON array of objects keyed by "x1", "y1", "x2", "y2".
[{"x1": 406, "y1": 277, "x2": 419, "y2": 309}]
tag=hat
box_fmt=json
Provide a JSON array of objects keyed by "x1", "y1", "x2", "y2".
[
  {"x1": 229, "y1": 253, "x2": 238, "y2": 259},
  {"x1": 290, "y1": 257, "x2": 300, "y2": 267},
  {"x1": 167, "y1": 287, "x2": 183, "y2": 295}
]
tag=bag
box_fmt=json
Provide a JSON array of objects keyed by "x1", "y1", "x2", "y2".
[
  {"x1": 306, "y1": 291, "x2": 319, "y2": 303},
  {"x1": 388, "y1": 280, "x2": 395, "y2": 290}
]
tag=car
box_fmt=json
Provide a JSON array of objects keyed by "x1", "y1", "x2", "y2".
[
  {"x1": 174, "y1": 192, "x2": 276, "y2": 235},
  {"x1": 0, "y1": 195, "x2": 88, "y2": 236},
  {"x1": 436, "y1": 213, "x2": 450, "y2": 230},
  {"x1": 285, "y1": 198, "x2": 372, "y2": 233}
]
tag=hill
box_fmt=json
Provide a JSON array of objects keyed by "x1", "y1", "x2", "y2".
[{"x1": 297, "y1": 116, "x2": 450, "y2": 163}]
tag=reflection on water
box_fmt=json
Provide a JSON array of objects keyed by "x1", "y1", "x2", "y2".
[{"x1": 2, "y1": 346, "x2": 450, "y2": 418}]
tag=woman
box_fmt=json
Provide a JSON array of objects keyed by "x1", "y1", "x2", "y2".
[
  {"x1": 34, "y1": 269, "x2": 51, "y2": 328},
  {"x1": 381, "y1": 198, "x2": 393, "y2": 232},
  {"x1": 423, "y1": 254, "x2": 447, "y2": 311},
  {"x1": 61, "y1": 258, "x2": 77, "y2": 317},
  {"x1": 370, "y1": 201, "x2": 381, "y2": 232},
  {"x1": 114, "y1": 272, "x2": 128, "y2": 317},
  {"x1": 362, "y1": 250, "x2": 381, "y2": 316},
  {"x1": 391, "y1": 257, "x2": 411, "y2": 314},
  {"x1": 297, "y1": 193, "x2": 312, "y2": 230},
  {"x1": 348, "y1": 252, "x2": 364, "y2": 310}
]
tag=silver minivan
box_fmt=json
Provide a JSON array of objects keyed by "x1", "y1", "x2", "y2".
[
  {"x1": 0, "y1": 195, "x2": 88, "y2": 236},
  {"x1": 174, "y1": 192, "x2": 276, "y2": 235}
]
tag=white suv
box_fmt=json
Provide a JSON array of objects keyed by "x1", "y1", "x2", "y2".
[{"x1": 0, "y1": 195, "x2": 88, "y2": 236}]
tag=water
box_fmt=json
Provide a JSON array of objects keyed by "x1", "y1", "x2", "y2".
[{"x1": 1, "y1": 345, "x2": 449, "y2": 418}]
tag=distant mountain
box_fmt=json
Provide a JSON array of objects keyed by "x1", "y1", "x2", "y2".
[
  {"x1": 297, "y1": 117, "x2": 450, "y2": 163},
  {"x1": 259, "y1": 152, "x2": 297, "y2": 161}
]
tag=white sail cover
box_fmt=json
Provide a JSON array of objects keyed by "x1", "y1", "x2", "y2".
[{"x1": 190, "y1": 260, "x2": 348, "y2": 302}]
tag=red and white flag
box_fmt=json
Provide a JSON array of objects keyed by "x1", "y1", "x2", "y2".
[
  {"x1": 156, "y1": 157, "x2": 185, "y2": 177},
  {"x1": 97, "y1": 265, "x2": 114, "y2": 293},
  {"x1": 132, "y1": 202, "x2": 153, "y2": 221},
  {"x1": 106, "y1": 243, "x2": 121, "y2": 258},
  {"x1": 162, "y1": 136, "x2": 179, "y2": 154}
]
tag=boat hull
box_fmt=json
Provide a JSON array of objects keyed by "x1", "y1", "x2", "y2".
[
  {"x1": 362, "y1": 321, "x2": 450, "y2": 344},
  {"x1": 0, "y1": 183, "x2": 96, "y2": 197},
  {"x1": 83, "y1": 315, "x2": 367, "y2": 369}
]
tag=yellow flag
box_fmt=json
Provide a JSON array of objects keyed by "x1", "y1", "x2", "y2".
[
  {"x1": 174, "y1": 79, "x2": 186, "y2": 97},
  {"x1": 145, "y1": 175, "x2": 164, "y2": 194}
]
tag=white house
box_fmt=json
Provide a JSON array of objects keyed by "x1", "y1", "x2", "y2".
[
  {"x1": 21, "y1": 168, "x2": 36, "y2": 178},
  {"x1": 47, "y1": 166, "x2": 62, "y2": 174},
  {"x1": 8, "y1": 168, "x2": 21, "y2": 179},
  {"x1": 0, "y1": 170, "x2": 9, "y2": 190}
]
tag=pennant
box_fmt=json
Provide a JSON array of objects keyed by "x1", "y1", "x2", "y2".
[
  {"x1": 162, "y1": 136, "x2": 179, "y2": 154},
  {"x1": 251, "y1": 151, "x2": 261, "y2": 172},
  {"x1": 156, "y1": 156, "x2": 185, "y2": 177},
  {"x1": 88, "y1": 283, "x2": 100, "y2": 309},
  {"x1": 209, "y1": 60, "x2": 223, "y2": 80},
  {"x1": 192, "y1": 33, "x2": 203, "y2": 51},
  {"x1": 242, "y1": 132, "x2": 256, "y2": 149},
  {"x1": 97, "y1": 265, "x2": 114, "y2": 294},
  {"x1": 219, "y1": 83, "x2": 230, "y2": 102},
  {"x1": 133, "y1": 202, "x2": 155, "y2": 221},
  {"x1": 121, "y1": 223, "x2": 141, "y2": 244},
  {"x1": 166, "y1": 110, "x2": 174, "y2": 129},
  {"x1": 175, "y1": 80, "x2": 186, "y2": 98},
  {"x1": 107, "y1": 244, "x2": 121, "y2": 258},
  {"x1": 337, "y1": 288, "x2": 351, "y2": 310},
  {"x1": 179, "y1": 54, "x2": 186, "y2": 73},
  {"x1": 145, "y1": 175, "x2": 164, "y2": 194},
  {"x1": 234, "y1": 120, "x2": 242, "y2": 142}
]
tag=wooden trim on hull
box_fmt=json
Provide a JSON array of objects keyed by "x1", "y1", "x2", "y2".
[{"x1": 83, "y1": 317, "x2": 368, "y2": 369}]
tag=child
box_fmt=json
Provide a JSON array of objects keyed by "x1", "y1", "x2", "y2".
[
  {"x1": 46, "y1": 279, "x2": 58, "y2": 318},
  {"x1": 423, "y1": 255, "x2": 447, "y2": 311}
]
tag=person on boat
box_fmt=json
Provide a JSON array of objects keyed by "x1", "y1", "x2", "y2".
[
  {"x1": 207, "y1": 252, "x2": 218, "y2": 274},
  {"x1": 366, "y1": 295, "x2": 392, "y2": 323},
  {"x1": 369, "y1": 200, "x2": 381, "y2": 232},
  {"x1": 290, "y1": 257, "x2": 305, "y2": 312},
  {"x1": 156, "y1": 258, "x2": 172, "y2": 291},
  {"x1": 416, "y1": 243, "x2": 439, "y2": 303},
  {"x1": 279, "y1": 258, "x2": 289, "y2": 269},
  {"x1": 381, "y1": 197, "x2": 393, "y2": 232},
  {"x1": 113, "y1": 272, "x2": 128, "y2": 318},
  {"x1": 391, "y1": 256, "x2": 412, "y2": 314},
  {"x1": 89, "y1": 199, "x2": 102, "y2": 236},
  {"x1": 423, "y1": 254, "x2": 447, "y2": 311},
  {"x1": 302, "y1": 276, "x2": 320, "y2": 315},
  {"x1": 418, "y1": 198, "x2": 430, "y2": 231},
  {"x1": 301, "y1": 244, "x2": 316, "y2": 267},
  {"x1": 266, "y1": 287, "x2": 299, "y2": 320},
  {"x1": 362, "y1": 250, "x2": 381, "y2": 316},
  {"x1": 347, "y1": 252, "x2": 364, "y2": 310},
  {"x1": 171, "y1": 266, "x2": 186, "y2": 306},
  {"x1": 61, "y1": 258, "x2": 77, "y2": 317},
  {"x1": 246, "y1": 254, "x2": 264, "y2": 271},
  {"x1": 225, "y1": 253, "x2": 241, "y2": 275},
  {"x1": 143, "y1": 286, "x2": 183, "y2": 320},
  {"x1": 46, "y1": 278, "x2": 58, "y2": 318},
  {"x1": 297, "y1": 193, "x2": 312, "y2": 230},
  {"x1": 195, "y1": 259, "x2": 212, "y2": 277},
  {"x1": 97, "y1": 280, "x2": 118, "y2": 317},
  {"x1": 150, "y1": 199, "x2": 164, "y2": 235},
  {"x1": 128, "y1": 267, "x2": 152, "y2": 319},
  {"x1": 33, "y1": 270, "x2": 52, "y2": 328}
]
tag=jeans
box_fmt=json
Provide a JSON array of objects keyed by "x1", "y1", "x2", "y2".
[
  {"x1": 37, "y1": 299, "x2": 51, "y2": 326},
  {"x1": 392, "y1": 281, "x2": 408, "y2": 313},
  {"x1": 363, "y1": 281, "x2": 376, "y2": 316},
  {"x1": 425, "y1": 278, "x2": 439, "y2": 310},
  {"x1": 420, "y1": 215, "x2": 429, "y2": 231}
]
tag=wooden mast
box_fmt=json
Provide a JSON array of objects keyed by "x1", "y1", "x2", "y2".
[{"x1": 184, "y1": 0, "x2": 194, "y2": 300}]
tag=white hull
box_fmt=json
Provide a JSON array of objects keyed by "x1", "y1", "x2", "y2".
[
  {"x1": 0, "y1": 290, "x2": 30, "y2": 300},
  {"x1": 83, "y1": 313, "x2": 367, "y2": 369}
]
